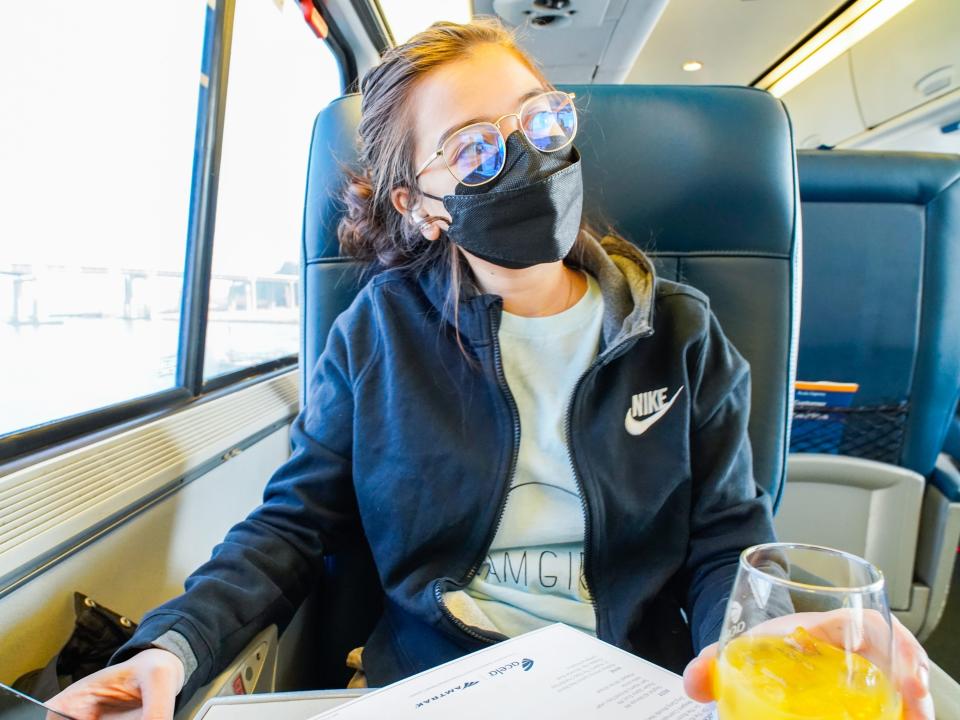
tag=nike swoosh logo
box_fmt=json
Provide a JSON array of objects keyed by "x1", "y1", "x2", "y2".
[{"x1": 624, "y1": 386, "x2": 684, "y2": 436}]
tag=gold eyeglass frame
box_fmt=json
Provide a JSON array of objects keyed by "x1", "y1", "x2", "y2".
[{"x1": 414, "y1": 90, "x2": 577, "y2": 187}]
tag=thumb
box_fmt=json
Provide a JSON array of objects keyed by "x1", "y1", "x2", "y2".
[{"x1": 683, "y1": 643, "x2": 718, "y2": 703}]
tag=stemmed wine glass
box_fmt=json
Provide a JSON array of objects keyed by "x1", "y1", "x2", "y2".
[{"x1": 713, "y1": 542, "x2": 902, "y2": 719}]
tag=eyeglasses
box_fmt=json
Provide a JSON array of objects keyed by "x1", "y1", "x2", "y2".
[{"x1": 415, "y1": 90, "x2": 577, "y2": 188}]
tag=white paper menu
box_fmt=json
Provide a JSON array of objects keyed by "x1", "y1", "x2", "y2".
[{"x1": 307, "y1": 623, "x2": 714, "y2": 720}]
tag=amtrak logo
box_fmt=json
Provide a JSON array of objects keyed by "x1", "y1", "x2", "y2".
[
  {"x1": 414, "y1": 680, "x2": 480, "y2": 709},
  {"x1": 624, "y1": 386, "x2": 684, "y2": 436}
]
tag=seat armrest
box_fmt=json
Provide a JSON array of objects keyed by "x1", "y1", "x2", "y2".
[
  {"x1": 175, "y1": 625, "x2": 278, "y2": 720},
  {"x1": 915, "y1": 456, "x2": 960, "y2": 641},
  {"x1": 776, "y1": 454, "x2": 925, "y2": 611}
]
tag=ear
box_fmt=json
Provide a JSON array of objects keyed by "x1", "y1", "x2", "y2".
[
  {"x1": 391, "y1": 186, "x2": 442, "y2": 242},
  {"x1": 391, "y1": 187, "x2": 412, "y2": 215}
]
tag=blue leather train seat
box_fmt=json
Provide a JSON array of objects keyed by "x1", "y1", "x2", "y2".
[
  {"x1": 776, "y1": 149, "x2": 960, "y2": 639},
  {"x1": 303, "y1": 85, "x2": 800, "y2": 501},
  {"x1": 791, "y1": 150, "x2": 960, "y2": 474},
  {"x1": 299, "y1": 85, "x2": 800, "y2": 686}
]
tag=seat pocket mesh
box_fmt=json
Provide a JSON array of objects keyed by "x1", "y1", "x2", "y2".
[{"x1": 790, "y1": 402, "x2": 909, "y2": 465}]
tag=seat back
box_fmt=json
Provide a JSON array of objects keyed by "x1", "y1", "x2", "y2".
[
  {"x1": 301, "y1": 95, "x2": 365, "y2": 391},
  {"x1": 790, "y1": 150, "x2": 960, "y2": 477},
  {"x1": 299, "y1": 85, "x2": 801, "y2": 686},
  {"x1": 774, "y1": 150, "x2": 960, "y2": 617},
  {"x1": 565, "y1": 84, "x2": 800, "y2": 504}
]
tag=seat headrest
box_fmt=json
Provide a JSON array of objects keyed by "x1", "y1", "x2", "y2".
[
  {"x1": 304, "y1": 95, "x2": 363, "y2": 262},
  {"x1": 565, "y1": 84, "x2": 796, "y2": 256},
  {"x1": 303, "y1": 84, "x2": 797, "y2": 263},
  {"x1": 797, "y1": 148, "x2": 960, "y2": 202}
]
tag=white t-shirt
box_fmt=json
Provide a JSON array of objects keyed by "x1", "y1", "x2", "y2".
[{"x1": 444, "y1": 271, "x2": 604, "y2": 637}]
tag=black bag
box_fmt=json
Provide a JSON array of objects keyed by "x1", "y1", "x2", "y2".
[{"x1": 12, "y1": 592, "x2": 137, "y2": 701}]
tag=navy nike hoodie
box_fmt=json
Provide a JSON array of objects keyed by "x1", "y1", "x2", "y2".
[{"x1": 113, "y1": 231, "x2": 777, "y2": 702}]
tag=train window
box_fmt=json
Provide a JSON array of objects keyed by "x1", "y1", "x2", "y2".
[
  {"x1": 0, "y1": 4, "x2": 205, "y2": 438},
  {"x1": 203, "y1": 0, "x2": 340, "y2": 381}
]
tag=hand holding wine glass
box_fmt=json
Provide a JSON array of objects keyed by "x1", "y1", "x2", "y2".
[{"x1": 683, "y1": 543, "x2": 934, "y2": 720}]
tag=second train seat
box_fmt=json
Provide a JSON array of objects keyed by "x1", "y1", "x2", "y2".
[{"x1": 776, "y1": 149, "x2": 960, "y2": 640}]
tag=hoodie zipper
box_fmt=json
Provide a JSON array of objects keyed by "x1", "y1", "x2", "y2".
[
  {"x1": 432, "y1": 303, "x2": 521, "y2": 644},
  {"x1": 563, "y1": 327, "x2": 654, "y2": 637},
  {"x1": 435, "y1": 300, "x2": 653, "y2": 643}
]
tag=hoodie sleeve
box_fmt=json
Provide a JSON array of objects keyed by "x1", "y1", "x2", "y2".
[
  {"x1": 109, "y1": 304, "x2": 376, "y2": 705},
  {"x1": 684, "y1": 309, "x2": 777, "y2": 653}
]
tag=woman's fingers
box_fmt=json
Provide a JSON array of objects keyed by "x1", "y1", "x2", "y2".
[
  {"x1": 889, "y1": 615, "x2": 933, "y2": 720},
  {"x1": 705, "y1": 610, "x2": 934, "y2": 719},
  {"x1": 46, "y1": 670, "x2": 114, "y2": 720},
  {"x1": 903, "y1": 693, "x2": 936, "y2": 720},
  {"x1": 773, "y1": 610, "x2": 932, "y2": 719},
  {"x1": 816, "y1": 610, "x2": 932, "y2": 719},
  {"x1": 682, "y1": 643, "x2": 718, "y2": 703},
  {"x1": 45, "y1": 649, "x2": 183, "y2": 720}
]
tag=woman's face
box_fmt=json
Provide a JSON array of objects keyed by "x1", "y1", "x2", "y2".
[{"x1": 393, "y1": 44, "x2": 546, "y2": 242}]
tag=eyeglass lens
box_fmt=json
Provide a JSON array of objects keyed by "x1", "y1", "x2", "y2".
[{"x1": 439, "y1": 91, "x2": 576, "y2": 186}]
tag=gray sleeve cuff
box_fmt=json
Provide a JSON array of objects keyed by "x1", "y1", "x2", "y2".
[{"x1": 151, "y1": 629, "x2": 199, "y2": 689}]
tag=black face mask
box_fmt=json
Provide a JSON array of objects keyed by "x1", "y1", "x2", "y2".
[{"x1": 423, "y1": 131, "x2": 583, "y2": 270}]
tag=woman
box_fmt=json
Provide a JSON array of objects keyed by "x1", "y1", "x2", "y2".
[{"x1": 50, "y1": 19, "x2": 932, "y2": 720}]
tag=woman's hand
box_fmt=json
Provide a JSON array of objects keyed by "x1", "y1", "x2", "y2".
[
  {"x1": 46, "y1": 648, "x2": 185, "y2": 720},
  {"x1": 682, "y1": 610, "x2": 934, "y2": 720}
]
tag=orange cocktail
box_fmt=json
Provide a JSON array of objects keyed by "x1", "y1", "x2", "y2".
[{"x1": 715, "y1": 627, "x2": 902, "y2": 720}]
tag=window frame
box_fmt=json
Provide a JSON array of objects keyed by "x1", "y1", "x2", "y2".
[{"x1": 0, "y1": 0, "x2": 353, "y2": 467}]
